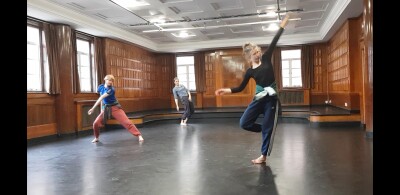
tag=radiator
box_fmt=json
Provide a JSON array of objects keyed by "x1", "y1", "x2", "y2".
[
  {"x1": 81, "y1": 105, "x2": 100, "y2": 129},
  {"x1": 278, "y1": 91, "x2": 305, "y2": 105}
]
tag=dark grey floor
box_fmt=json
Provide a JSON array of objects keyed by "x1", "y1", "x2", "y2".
[{"x1": 27, "y1": 118, "x2": 373, "y2": 195}]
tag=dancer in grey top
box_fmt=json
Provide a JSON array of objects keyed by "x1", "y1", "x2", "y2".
[{"x1": 172, "y1": 77, "x2": 194, "y2": 125}]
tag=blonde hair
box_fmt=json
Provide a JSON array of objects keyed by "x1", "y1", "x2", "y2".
[
  {"x1": 242, "y1": 42, "x2": 261, "y2": 62},
  {"x1": 173, "y1": 77, "x2": 179, "y2": 81},
  {"x1": 104, "y1": 74, "x2": 115, "y2": 81}
]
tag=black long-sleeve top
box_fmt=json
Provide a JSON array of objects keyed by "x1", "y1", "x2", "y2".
[{"x1": 230, "y1": 27, "x2": 284, "y2": 93}]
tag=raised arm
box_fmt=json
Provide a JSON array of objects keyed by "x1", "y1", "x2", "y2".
[
  {"x1": 262, "y1": 13, "x2": 291, "y2": 62},
  {"x1": 280, "y1": 13, "x2": 290, "y2": 28}
]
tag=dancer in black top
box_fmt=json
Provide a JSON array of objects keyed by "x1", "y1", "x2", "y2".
[{"x1": 215, "y1": 14, "x2": 290, "y2": 164}]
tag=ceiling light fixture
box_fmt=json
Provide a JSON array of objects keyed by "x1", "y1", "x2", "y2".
[
  {"x1": 171, "y1": 31, "x2": 196, "y2": 38},
  {"x1": 150, "y1": 18, "x2": 166, "y2": 24},
  {"x1": 131, "y1": 10, "x2": 303, "y2": 27},
  {"x1": 142, "y1": 18, "x2": 301, "y2": 33},
  {"x1": 263, "y1": 23, "x2": 279, "y2": 31},
  {"x1": 110, "y1": 0, "x2": 150, "y2": 8}
]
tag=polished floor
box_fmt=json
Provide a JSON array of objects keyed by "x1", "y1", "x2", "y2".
[{"x1": 27, "y1": 118, "x2": 373, "y2": 195}]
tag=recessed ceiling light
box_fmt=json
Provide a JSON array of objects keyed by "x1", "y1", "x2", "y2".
[
  {"x1": 262, "y1": 23, "x2": 279, "y2": 31},
  {"x1": 171, "y1": 31, "x2": 196, "y2": 38},
  {"x1": 111, "y1": 0, "x2": 149, "y2": 8},
  {"x1": 150, "y1": 18, "x2": 166, "y2": 24}
]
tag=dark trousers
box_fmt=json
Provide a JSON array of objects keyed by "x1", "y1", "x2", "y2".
[
  {"x1": 239, "y1": 96, "x2": 278, "y2": 155},
  {"x1": 181, "y1": 96, "x2": 194, "y2": 120}
]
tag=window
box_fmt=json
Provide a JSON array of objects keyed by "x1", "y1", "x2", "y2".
[
  {"x1": 281, "y1": 49, "x2": 302, "y2": 88},
  {"x1": 176, "y1": 56, "x2": 196, "y2": 91},
  {"x1": 27, "y1": 23, "x2": 48, "y2": 91},
  {"x1": 76, "y1": 34, "x2": 96, "y2": 92}
]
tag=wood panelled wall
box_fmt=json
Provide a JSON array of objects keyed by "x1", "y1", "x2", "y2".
[
  {"x1": 324, "y1": 17, "x2": 362, "y2": 111},
  {"x1": 310, "y1": 43, "x2": 328, "y2": 105},
  {"x1": 104, "y1": 38, "x2": 175, "y2": 112},
  {"x1": 202, "y1": 51, "x2": 217, "y2": 107},
  {"x1": 202, "y1": 49, "x2": 255, "y2": 108}
]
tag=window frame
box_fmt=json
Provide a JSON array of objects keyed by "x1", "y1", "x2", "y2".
[
  {"x1": 176, "y1": 54, "x2": 196, "y2": 91},
  {"x1": 281, "y1": 48, "x2": 302, "y2": 88},
  {"x1": 27, "y1": 20, "x2": 46, "y2": 92},
  {"x1": 75, "y1": 32, "x2": 96, "y2": 93}
]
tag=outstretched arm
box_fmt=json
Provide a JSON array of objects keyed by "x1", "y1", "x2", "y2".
[
  {"x1": 215, "y1": 88, "x2": 232, "y2": 96},
  {"x1": 88, "y1": 93, "x2": 110, "y2": 115},
  {"x1": 215, "y1": 70, "x2": 251, "y2": 95}
]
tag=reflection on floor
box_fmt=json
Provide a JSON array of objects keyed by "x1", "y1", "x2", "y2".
[{"x1": 27, "y1": 118, "x2": 372, "y2": 195}]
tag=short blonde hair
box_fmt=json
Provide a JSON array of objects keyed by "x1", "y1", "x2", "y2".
[{"x1": 104, "y1": 74, "x2": 115, "y2": 81}]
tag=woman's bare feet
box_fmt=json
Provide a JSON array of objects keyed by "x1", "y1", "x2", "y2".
[
  {"x1": 138, "y1": 135, "x2": 144, "y2": 142},
  {"x1": 91, "y1": 138, "x2": 99, "y2": 143},
  {"x1": 251, "y1": 155, "x2": 266, "y2": 164}
]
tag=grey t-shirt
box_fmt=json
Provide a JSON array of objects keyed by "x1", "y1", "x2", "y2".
[{"x1": 173, "y1": 84, "x2": 189, "y2": 99}]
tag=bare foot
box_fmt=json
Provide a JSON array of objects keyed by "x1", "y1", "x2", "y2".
[
  {"x1": 251, "y1": 155, "x2": 266, "y2": 164},
  {"x1": 138, "y1": 135, "x2": 144, "y2": 142},
  {"x1": 91, "y1": 138, "x2": 99, "y2": 143}
]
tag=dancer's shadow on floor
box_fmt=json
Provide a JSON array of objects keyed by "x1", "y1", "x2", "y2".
[
  {"x1": 233, "y1": 163, "x2": 279, "y2": 195},
  {"x1": 246, "y1": 163, "x2": 279, "y2": 195}
]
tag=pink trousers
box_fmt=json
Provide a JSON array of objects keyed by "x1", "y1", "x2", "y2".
[{"x1": 92, "y1": 106, "x2": 141, "y2": 138}]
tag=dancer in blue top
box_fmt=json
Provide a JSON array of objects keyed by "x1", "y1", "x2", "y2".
[
  {"x1": 88, "y1": 74, "x2": 144, "y2": 143},
  {"x1": 215, "y1": 14, "x2": 290, "y2": 164}
]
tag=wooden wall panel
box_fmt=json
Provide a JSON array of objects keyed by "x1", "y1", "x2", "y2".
[
  {"x1": 204, "y1": 52, "x2": 216, "y2": 96},
  {"x1": 104, "y1": 38, "x2": 174, "y2": 112},
  {"x1": 27, "y1": 93, "x2": 57, "y2": 138},
  {"x1": 202, "y1": 97, "x2": 217, "y2": 107},
  {"x1": 325, "y1": 17, "x2": 363, "y2": 111},
  {"x1": 27, "y1": 94, "x2": 56, "y2": 126},
  {"x1": 214, "y1": 49, "x2": 254, "y2": 107},
  {"x1": 311, "y1": 44, "x2": 327, "y2": 93},
  {"x1": 349, "y1": 18, "x2": 362, "y2": 93},
  {"x1": 202, "y1": 51, "x2": 218, "y2": 107},
  {"x1": 362, "y1": 0, "x2": 373, "y2": 131},
  {"x1": 327, "y1": 22, "x2": 350, "y2": 92},
  {"x1": 27, "y1": 123, "x2": 57, "y2": 139},
  {"x1": 310, "y1": 93, "x2": 328, "y2": 105}
]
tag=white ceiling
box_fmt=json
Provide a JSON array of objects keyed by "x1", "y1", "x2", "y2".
[{"x1": 27, "y1": 0, "x2": 363, "y2": 53}]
